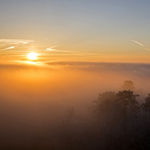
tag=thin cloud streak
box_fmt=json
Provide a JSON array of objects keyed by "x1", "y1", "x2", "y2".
[
  {"x1": 46, "y1": 46, "x2": 75, "y2": 53},
  {"x1": 0, "y1": 39, "x2": 35, "y2": 52},
  {"x1": 130, "y1": 37, "x2": 150, "y2": 52},
  {"x1": 46, "y1": 46, "x2": 99, "y2": 55},
  {"x1": 145, "y1": 48, "x2": 150, "y2": 51},
  {"x1": 0, "y1": 46, "x2": 15, "y2": 51},
  {"x1": 0, "y1": 39, "x2": 34, "y2": 45},
  {"x1": 132, "y1": 40, "x2": 144, "y2": 47},
  {"x1": 4, "y1": 46, "x2": 15, "y2": 50}
]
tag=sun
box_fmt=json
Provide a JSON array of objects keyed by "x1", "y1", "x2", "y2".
[{"x1": 27, "y1": 52, "x2": 38, "y2": 60}]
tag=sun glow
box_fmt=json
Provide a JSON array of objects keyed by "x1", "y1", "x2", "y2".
[{"x1": 27, "y1": 52, "x2": 38, "y2": 60}]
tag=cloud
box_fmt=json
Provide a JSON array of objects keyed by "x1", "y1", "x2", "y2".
[
  {"x1": 46, "y1": 46, "x2": 74, "y2": 53},
  {"x1": 46, "y1": 61, "x2": 150, "y2": 78},
  {"x1": 0, "y1": 39, "x2": 34, "y2": 45},
  {"x1": 46, "y1": 46, "x2": 57, "y2": 51},
  {"x1": 4, "y1": 46, "x2": 15, "y2": 50},
  {"x1": 132, "y1": 40, "x2": 144, "y2": 47},
  {"x1": 0, "y1": 63, "x2": 45, "y2": 71},
  {"x1": 0, "y1": 39, "x2": 34, "y2": 52},
  {"x1": 1, "y1": 61, "x2": 150, "y2": 79}
]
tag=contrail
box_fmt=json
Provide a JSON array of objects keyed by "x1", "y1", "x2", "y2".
[
  {"x1": 145, "y1": 48, "x2": 150, "y2": 51},
  {"x1": 129, "y1": 37, "x2": 150, "y2": 52},
  {"x1": 132, "y1": 40, "x2": 144, "y2": 47}
]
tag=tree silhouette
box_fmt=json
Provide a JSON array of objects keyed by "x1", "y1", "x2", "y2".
[
  {"x1": 121, "y1": 80, "x2": 135, "y2": 91},
  {"x1": 94, "y1": 91, "x2": 116, "y2": 115},
  {"x1": 142, "y1": 93, "x2": 150, "y2": 112},
  {"x1": 94, "y1": 90, "x2": 139, "y2": 131},
  {"x1": 95, "y1": 90, "x2": 139, "y2": 116},
  {"x1": 116, "y1": 90, "x2": 139, "y2": 132},
  {"x1": 93, "y1": 90, "x2": 140, "y2": 149},
  {"x1": 116, "y1": 90, "x2": 139, "y2": 114}
]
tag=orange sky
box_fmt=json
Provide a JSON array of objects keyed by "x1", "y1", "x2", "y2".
[{"x1": 0, "y1": 1, "x2": 150, "y2": 64}]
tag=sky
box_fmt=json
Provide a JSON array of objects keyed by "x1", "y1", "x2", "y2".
[{"x1": 0, "y1": 0, "x2": 150, "y2": 64}]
